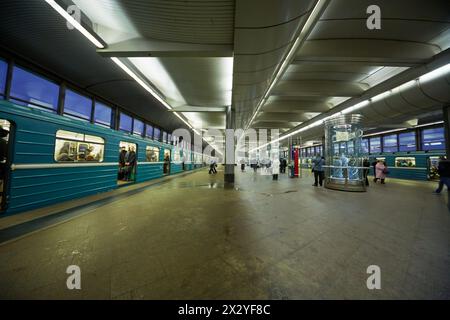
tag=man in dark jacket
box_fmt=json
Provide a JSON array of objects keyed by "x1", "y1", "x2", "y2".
[
  {"x1": 118, "y1": 146, "x2": 127, "y2": 180},
  {"x1": 434, "y1": 156, "x2": 450, "y2": 194},
  {"x1": 363, "y1": 158, "x2": 371, "y2": 186},
  {"x1": 124, "y1": 146, "x2": 137, "y2": 181}
]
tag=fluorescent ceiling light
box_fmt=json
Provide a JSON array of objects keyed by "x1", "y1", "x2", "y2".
[
  {"x1": 45, "y1": 0, "x2": 105, "y2": 48},
  {"x1": 111, "y1": 57, "x2": 172, "y2": 110},
  {"x1": 246, "y1": 0, "x2": 328, "y2": 129},
  {"x1": 419, "y1": 63, "x2": 450, "y2": 83}
]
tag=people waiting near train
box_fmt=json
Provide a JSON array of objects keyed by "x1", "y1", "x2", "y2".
[
  {"x1": 374, "y1": 160, "x2": 388, "y2": 184},
  {"x1": 433, "y1": 156, "x2": 450, "y2": 194},
  {"x1": 312, "y1": 155, "x2": 325, "y2": 187},
  {"x1": 124, "y1": 146, "x2": 137, "y2": 181},
  {"x1": 208, "y1": 158, "x2": 217, "y2": 174},
  {"x1": 118, "y1": 146, "x2": 127, "y2": 180},
  {"x1": 363, "y1": 158, "x2": 370, "y2": 186},
  {"x1": 280, "y1": 158, "x2": 287, "y2": 173},
  {"x1": 163, "y1": 153, "x2": 170, "y2": 174},
  {"x1": 240, "y1": 158, "x2": 245, "y2": 172}
]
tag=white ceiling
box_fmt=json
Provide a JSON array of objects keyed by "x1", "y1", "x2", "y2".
[{"x1": 64, "y1": 0, "x2": 450, "y2": 150}]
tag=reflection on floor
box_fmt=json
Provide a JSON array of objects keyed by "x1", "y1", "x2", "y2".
[{"x1": 0, "y1": 167, "x2": 449, "y2": 299}]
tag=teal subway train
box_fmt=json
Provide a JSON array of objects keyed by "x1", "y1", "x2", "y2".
[{"x1": 0, "y1": 100, "x2": 206, "y2": 215}]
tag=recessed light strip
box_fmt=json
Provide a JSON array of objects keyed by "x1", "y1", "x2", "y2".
[
  {"x1": 245, "y1": 0, "x2": 329, "y2": 130},
  {"x1": 45, "y1": 0, "x2": 105, "y2": 49}
]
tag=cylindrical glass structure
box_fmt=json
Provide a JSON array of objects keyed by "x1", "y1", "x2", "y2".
[{"x1": 324, "y1": 114, "x2": 366, "y2": 192}]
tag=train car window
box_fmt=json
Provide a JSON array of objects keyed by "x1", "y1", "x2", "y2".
[
  {"x1": 333, "y1": 143, "x2": 339, "y2": 156},
  {"x1": 94, "y1": 102, "x2": 112, "y2": 127},
  {"x1": 399, "y1": 131, "x2": 416, "y2": 152},
  {"x1": 133, "y1": 119, "x2": 144, "y2": 136},
  {"x1": 168, "y1": 134, "x2": 172, "y2": 145},
  {"x1": 428, "y1": 156, "x2": 440, "y2": 180},
  {"x1": 145, "y1": 125, "x2": 154, "y2": 139},
  {"x1": 422, "y1": 127, "x2": 445, "y2": 151},
  {"x1": 362, "y1": 138, "x2": 369, "y2": 154},
  {"x1": 118, "y1": 141, "x2": 137, "y2": 183},
  {"x1": 145, "y1": 146, "x2": 159, "y2": 162},
  {"x1": 10, "y1": 66, "x2": 59, "y2": 112},
  {"x1": 383, "y1": 134, "x2": 398, "y2": 152},
  {"x1": 347, "y1": 141, "x2": 355, "y2": 155},
  {"x1": 369, "y1": 137, "x2": 381, "y2": 153},
  {"x1": 162, "y1": 131, "x2": 168, "y2": 144},
  {"x1": 55, "y1": 130, "x2": 104, "y2": 162},
  {"x1": 64, "y1": 89, "x2": 92, "y2": 121},
  {"x1": 395, "y1": 157, "x2": 416, "y2": 167},
  {"x1": 119, "y1": 113, "x2": 132, "y2": 133},
  {"x1": 0, "y1": 59, "x2": 7, "y2": 97},
  {"x1": 154, "y1": 128, "x2": 161, "y2": 141}
]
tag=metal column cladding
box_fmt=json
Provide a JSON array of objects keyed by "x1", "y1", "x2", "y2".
[{"x1": 225, "y1": 106, "x2": 235, "y2": 184}]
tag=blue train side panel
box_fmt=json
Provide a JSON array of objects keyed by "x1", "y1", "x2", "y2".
[{"x1": 0, "y1": 100, "x2": 176, "y2": 214}]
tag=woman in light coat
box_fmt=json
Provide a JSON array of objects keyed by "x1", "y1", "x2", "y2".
[
  {"x1": 375, "y1": 160, "x2": 387, "y2": 184},
  {"x1": 272, "y1": 158, "x2": 280, "y2": 180}
]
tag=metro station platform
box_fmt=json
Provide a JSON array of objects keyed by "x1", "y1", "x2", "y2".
[{"x1": 0, "y1": 168, "x2": 448, "y2": 299}]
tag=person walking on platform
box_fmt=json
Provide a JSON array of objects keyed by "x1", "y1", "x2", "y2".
[
  {"x1": 434, "y1": 156, "x2": 450, "y2": 194},
  {"x1": 363, "y1": 158, "x2": 370, "y2": 186},
  {"x1": 312, "y1": 155, "x2": 325, "y2": 187},
  {"x1": 374, "y1": 160, "x2": 387, "y2": 184},
  {"x1": 280, "y1": 158, "x2": 287, "y2": 173},
  {"x1": 371, "y1": 160, "x2": 378, "y2": 182},
  {"x1": 209, "y1": 158, "x2": 217, "y2": 174}
]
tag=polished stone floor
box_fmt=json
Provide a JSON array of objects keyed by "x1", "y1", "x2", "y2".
[{"x1": 0, "y1": 167, "x2": 449, "y2": 299}]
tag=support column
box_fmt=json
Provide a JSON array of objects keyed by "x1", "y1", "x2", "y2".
[
  {"x1": 443, "y1": 105, "x2": 450, "y2": 158},
  {"x1": 224, "y1": 106, "x2": 235, "y2": 185}
]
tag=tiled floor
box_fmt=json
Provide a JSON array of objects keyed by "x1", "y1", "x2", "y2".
[{"x1": 0, "y1": 167, "x2": 449, "y2": 299}]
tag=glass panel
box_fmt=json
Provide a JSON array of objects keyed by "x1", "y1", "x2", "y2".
[
  {"x1": 395, "y1": 157, "x2": 416, "y2": 167},
  {"x1": 133, "y1": 119, "x2": 144, "y2": 136},
  {"x1": 399, "y1": 131, "x2": 416, "y2": 152},
  {"x1": 162, "y1": 131, "x2": 168, "y2": 143},
  {"x1": 145, "y1": 146, "x2": 160, "y2": 162},
  {"x1": 154, "y1": 128, "x2": 161, "y2": 141},
  {"x1": 0, "y1": 59, "x2": 7, "y2": 96},
  {"x1": 383, "y1": 134, "x2": 398, "y2": 152},
  {"x1": 422, "y1": 127, "x2": 445, "y2": 151},
  {"x1": 64, "y1": 89, "x2": 92, "y2": 120},
  {"x1": 146, "y1": 124, "x2": 154, "y2": 138},
  {"x1": 55, "y1": 130, "x2": 104, "y2": 162},
  {"x1": 119, "y1": 113, "x2": 132, "y2": 132},
  {"x1": 168, "y1": 134, "x2": 172, "y2": 145},
  {"x1": 10, "y1": 66, "x2": 59, "y2": 111},
  {"x1": 94, "y1": 102, "x2": 112, "y2": 127},
  {"x1": 369, "y1": 137, "x2": 381, "y2": 153}
]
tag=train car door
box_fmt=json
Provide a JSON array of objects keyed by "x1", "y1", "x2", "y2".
[
  {"x1": 0, "y1": 119, "x2": 12, "y2": 213},
  {"x1": 118, "y1": 141, "x2": 137, "y2": 185}
]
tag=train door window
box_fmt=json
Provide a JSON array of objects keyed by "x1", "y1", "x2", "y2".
[
  {"x1": 118, "y1": 141, "x2": 137, "y2": 185},
  {"x1": 0, "y1": 119, "x2": 11, "y2": 212},
  {"x1": 54, "y1": 130, "x2": 104, "y2": 162},
  {"x1": 145, "y1": 146, "x2": 159, "y2": 162},
  {"x1": 163, "y1": 148, "x2": 171, "y2": 175}
]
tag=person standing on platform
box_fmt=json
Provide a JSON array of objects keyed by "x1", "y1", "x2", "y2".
[
  {"x1": 374, "y1": 160, "x2": 387, "y2": 184},
  {"x1": 312, "y1": 155, "x2": 325, "y2": 187},
  {"x1": 363, "y1": 158, "x2": 370, "y2": 186},
  {"x1": 124, "y1": 146, "x2": 137, "y2": 181},
  {"x1": 240, "y1": 158, "x2": 245, "y2": 172},
  {"x1": 371, "y1": 159, "x2": 378, "y2": 182},
  {"x1": 434, "y1": 156, "x2": 450, "y2": 194},
  {"x1": 118, "y1": 146, "x2": 127, "y2": 180}
]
